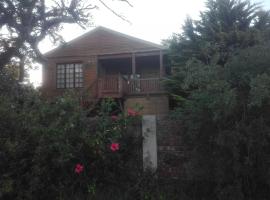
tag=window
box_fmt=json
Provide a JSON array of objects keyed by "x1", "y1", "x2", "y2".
[{"x1": 56, "y1": 63, "x2": 83, "y2": 88}]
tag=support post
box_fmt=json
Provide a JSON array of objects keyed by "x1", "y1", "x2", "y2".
[
  {"x1": 159, "y1": 50, "x2": 163, "y2": 78},
  {"x1": 132, "y1": 53, "x2": 136, "y2": 76}
]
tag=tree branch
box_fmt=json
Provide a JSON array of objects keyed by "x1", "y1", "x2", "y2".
[{"x1": 98, "y1": 0, "x2": 132, "y2": 25}]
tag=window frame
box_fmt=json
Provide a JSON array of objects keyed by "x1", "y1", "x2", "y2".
[{"x1": 56, "y1": 63, "x2": 83, "y2": 89}]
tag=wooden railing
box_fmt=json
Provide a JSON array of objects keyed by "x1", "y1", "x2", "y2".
[
  {"x1": 98, "y1": 75, "x2": 124, "y2": 98},
  {"x1": 97, "y1": 75, "x2": 165, "y2": 98},
  {"x1": 99, "y1": 76, "x2": 119, "y2": 92},
  {"x1": 126, "y1": 78, "x2": 164, "y2": 94}
]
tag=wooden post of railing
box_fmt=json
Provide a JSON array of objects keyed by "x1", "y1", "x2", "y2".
[{"x1": 118, "y1": 74, "x2": 123, "y2": 96}]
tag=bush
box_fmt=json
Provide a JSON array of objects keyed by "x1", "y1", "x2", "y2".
[
  {"x1": 167, "y1": 44, "x2": 270, "y2": 199},
  {"x1": 0, "y1": 75, "x2": 147, "y2": 199}
]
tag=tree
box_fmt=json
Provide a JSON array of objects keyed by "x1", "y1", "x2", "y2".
[
  {"x1": 165, "y1": 0, "x2": 270, "y2": 98},
  {"x1": 165, "y1": 0, "x2": 270, "y2": 199},
  {"x1": 166, "y1": 0, "x2": 270, "y2": 69},
  {"x1": 0, "y1": 0, "x2": 132, "y2": 82}
]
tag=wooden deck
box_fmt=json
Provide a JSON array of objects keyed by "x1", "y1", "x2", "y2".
[{"x1": 97, "y1": 75, "x2": 165, "y2": 98}]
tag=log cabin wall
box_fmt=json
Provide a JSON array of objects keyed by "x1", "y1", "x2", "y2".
[{"x1": 42, "y1": 55, "x2": 97, "y2": 98}]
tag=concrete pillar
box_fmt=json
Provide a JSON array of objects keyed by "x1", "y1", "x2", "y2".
[{"x1": 142, "y1": 115, "x2": 157, "y2": 171}]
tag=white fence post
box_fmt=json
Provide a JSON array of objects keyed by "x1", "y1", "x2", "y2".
[{"x1": 142, "y1": 115, "x2": 157, "y2": 171}]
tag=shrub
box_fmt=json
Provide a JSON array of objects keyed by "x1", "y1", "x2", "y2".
[{"x1": 0, "y1": 76, "x2": 145, "y2": 199}]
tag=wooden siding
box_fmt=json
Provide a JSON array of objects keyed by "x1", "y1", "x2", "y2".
[
  {"x1": 45, "y1": 27, "x2": 164, "y2": 58},
  {"x1": 42, "y1": 56, "x2": 97, "y2": 98}
]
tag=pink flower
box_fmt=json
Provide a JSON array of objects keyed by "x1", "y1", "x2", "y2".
[
  {"x1": 74, "y1": 163, "x2": 84, "y2": 174},
  {"x1": 111, "y1": 115, "x2": 118, "y2": 121},
  {"x1": 127, "y1": 108, "x2": 139, "y2": 116},
  {"x1": 110, "y1": 143, "x2": 120, "y2": 152}
]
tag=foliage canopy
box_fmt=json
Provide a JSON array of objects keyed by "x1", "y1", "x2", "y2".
[{"x1": 166, "y1": 0, "x2": 270, "y2": 199}]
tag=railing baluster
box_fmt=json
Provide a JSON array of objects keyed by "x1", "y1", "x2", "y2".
[{"x1": 98, "y1": 76, "x2": 164, "y2": 97}]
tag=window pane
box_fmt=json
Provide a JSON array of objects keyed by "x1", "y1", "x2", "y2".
[
  {"x1": 75, "y1": 73, "x2": 81, "y2": 78},
  {"x1": 57, "y1": 64, "x2": 64, "y2": 70},
  {"x1": 75, "y1": 64, "x2": 82, "y2": 72}
]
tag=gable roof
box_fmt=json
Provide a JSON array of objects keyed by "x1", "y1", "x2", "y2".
[{"x1": 44, "y1": 26, "x2": 165, "y2": 58}]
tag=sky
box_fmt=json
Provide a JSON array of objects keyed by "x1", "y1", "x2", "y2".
[{"x1": 29, "y1": 0, "x2": 270, "y2": 86}]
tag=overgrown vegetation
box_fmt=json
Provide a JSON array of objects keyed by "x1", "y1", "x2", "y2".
[
  {"x1": 0, "y1": 74, "x2": 143, "y2": 199},
  {"x1": 0, "y1": 72, "x2": 186, "y2": 199},
  {"x1": 165, "y1": 0, "x2": 270, "y2": 199}
]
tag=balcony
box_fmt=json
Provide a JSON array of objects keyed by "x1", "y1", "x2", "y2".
[{"x1": 97, "y1": 75, "x2": 165, "y2": 98}]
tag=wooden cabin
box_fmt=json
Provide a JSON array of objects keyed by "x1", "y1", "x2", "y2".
[{"x1": 42, "y1": 26, "x2": 169, "y2": 115}]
